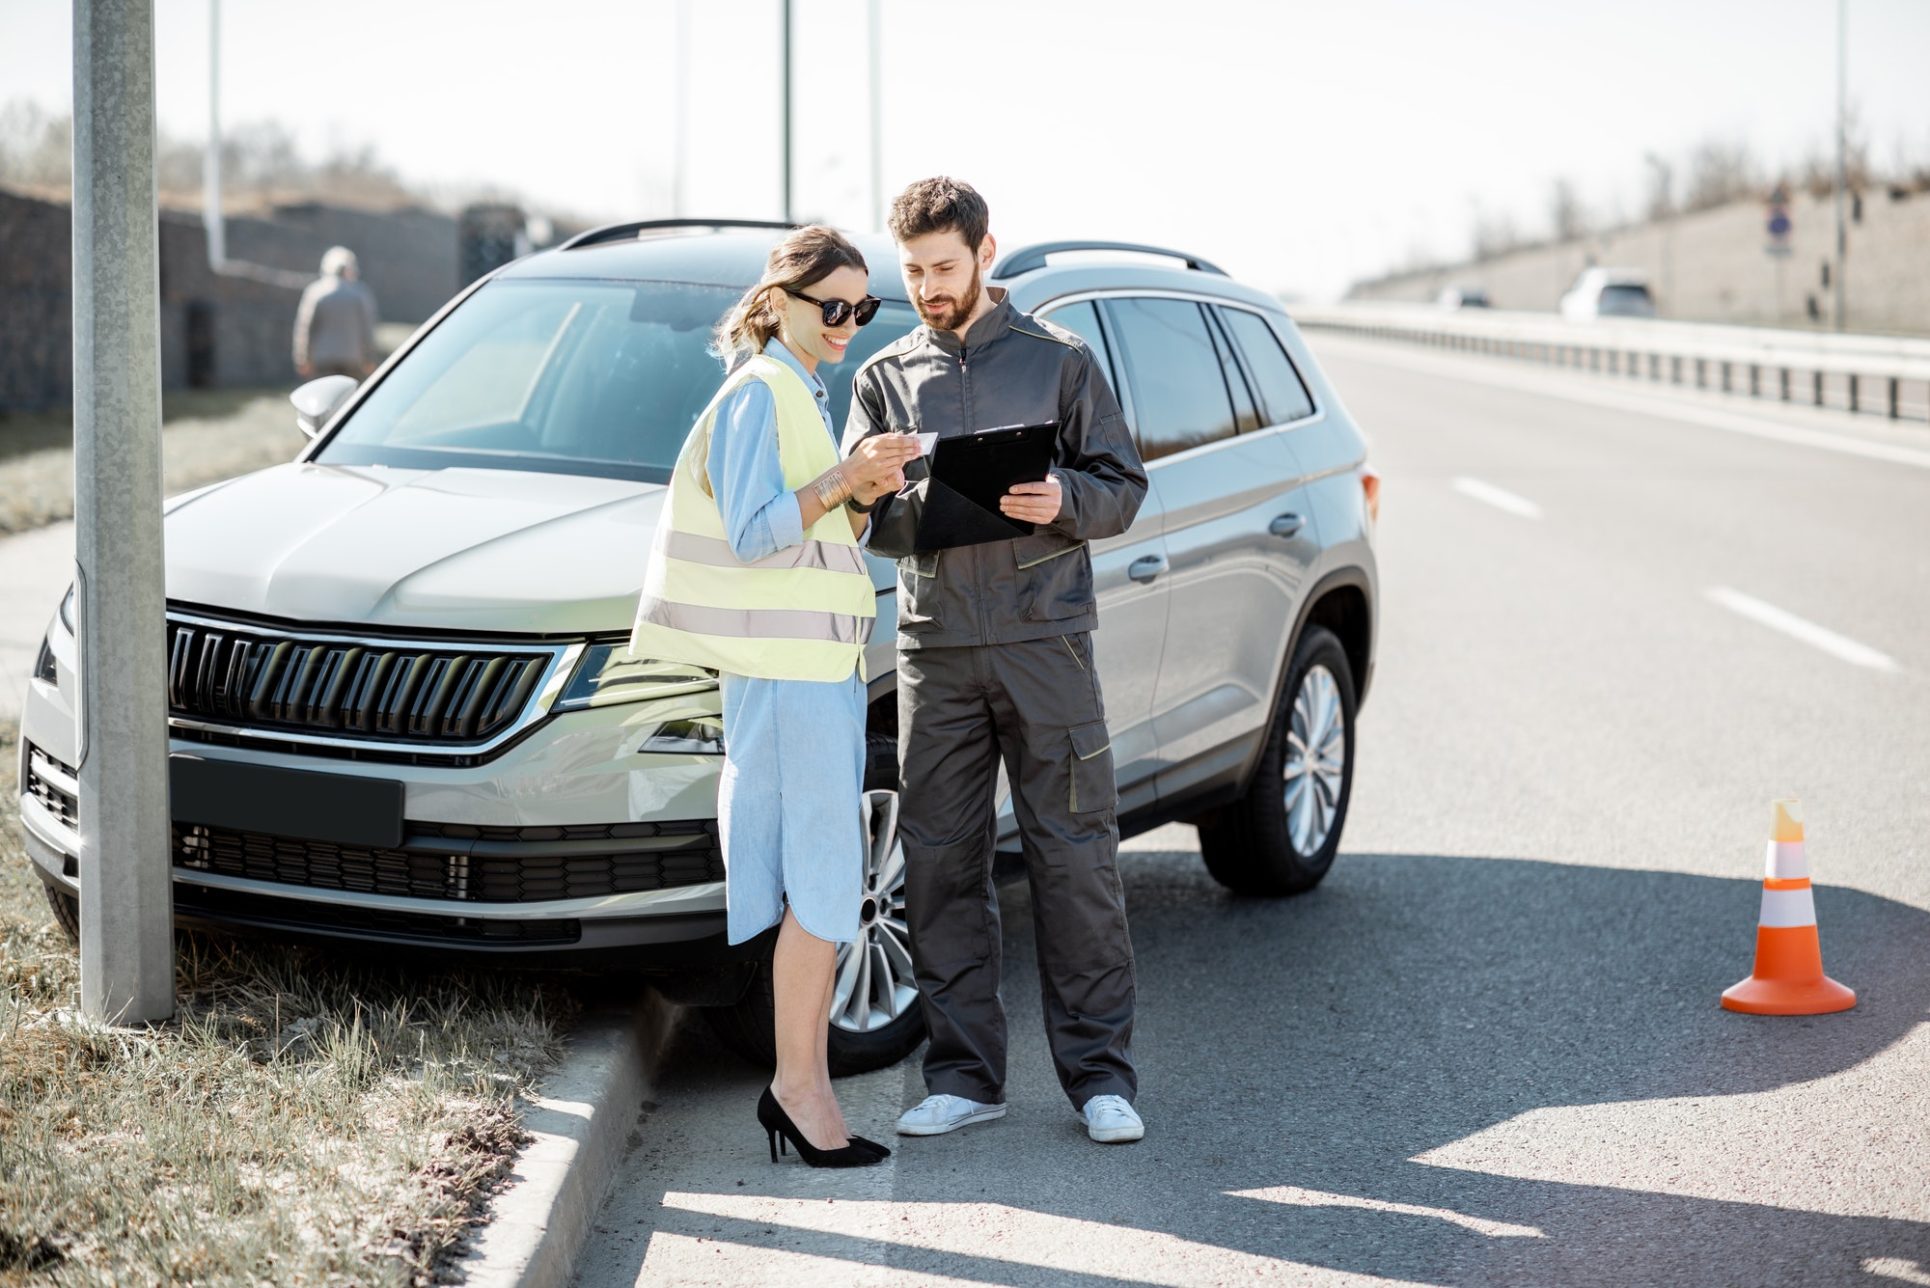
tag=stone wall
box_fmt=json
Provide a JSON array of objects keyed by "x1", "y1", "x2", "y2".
[
  {"x1": 1349, "y1": 187, "x2": 1930, "y2": 336},
  {"x1": 0, "y1": 188, "x2": 462, "y2": 414},
  {"x1": 224, "y1": 201, "x2": 458, "y2": 324}
]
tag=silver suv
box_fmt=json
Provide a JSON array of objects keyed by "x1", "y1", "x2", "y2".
[{"x1": 17, "y1": 221, "x2": 1378, "y2": 1074}]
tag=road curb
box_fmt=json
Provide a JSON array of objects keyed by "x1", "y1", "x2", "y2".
[{"x1": 456, "y1": 991, "x2": 681, "y2": 1288}]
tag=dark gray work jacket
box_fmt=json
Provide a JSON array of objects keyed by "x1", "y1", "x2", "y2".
[{"x1": 843, "y1": 289, "x2": 1148, "y2": 649}]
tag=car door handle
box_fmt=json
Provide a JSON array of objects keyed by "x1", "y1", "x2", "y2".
[
  {"x1": 1128, "y1": 554, "x2": 1169, "y2": 583},
  {"x1": 1268, "y1": 513, "x2": 1305, "y2": 539}
]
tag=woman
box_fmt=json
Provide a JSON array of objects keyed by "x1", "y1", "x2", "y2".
[{"x1": 630, "y1": 227, "x2": 921, "y2": 1168}]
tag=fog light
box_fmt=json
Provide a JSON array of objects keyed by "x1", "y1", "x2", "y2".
[{"x1": 640, "y1": 717, "x2": 725, "y2": 755}]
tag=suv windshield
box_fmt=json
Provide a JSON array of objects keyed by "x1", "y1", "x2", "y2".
[{"x1": 317, "y1": 279, "x2": 917, "y2": 483}]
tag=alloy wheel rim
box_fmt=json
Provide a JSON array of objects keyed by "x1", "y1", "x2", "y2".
[
  {"x1": 1283, "y1": 665, "x2": 1346, "y2": 855},
  {"x1": 830, "y1": 789, "x2": 918, "y2": 1033}
]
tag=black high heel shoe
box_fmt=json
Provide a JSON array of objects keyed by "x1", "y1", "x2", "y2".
[{"x1": 757, "y1": 1088, "x2": 890, "y2": 1168}]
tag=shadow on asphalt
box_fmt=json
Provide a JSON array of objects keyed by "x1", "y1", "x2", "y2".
[{"x1": 600, "y1": 847, "x2": 1930, "y2": 1286}]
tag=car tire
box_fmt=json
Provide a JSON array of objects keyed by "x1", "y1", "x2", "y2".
[
  {"x1": 43, "y1": 883, "x2": 80, "y2": 944},
  {"x1": 702, "y1": 731, "x2": 927, "y2": 1077},
  {"x1": 1198, "y1": 625, "x2": 1357, "y2": 896}
]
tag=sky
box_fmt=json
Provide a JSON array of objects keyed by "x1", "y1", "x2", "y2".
[{"x1": 3, "y1": 0, "x2": 1928, "y2": 300}]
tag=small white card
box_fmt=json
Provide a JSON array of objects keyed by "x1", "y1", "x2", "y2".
[{"x1": 914, "y1": 431, "x2": 939, "y2": 457}]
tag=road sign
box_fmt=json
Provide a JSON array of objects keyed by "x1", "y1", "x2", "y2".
[{"x1": 1766, "y1": 186, "x2": 1793, "y2": 257}]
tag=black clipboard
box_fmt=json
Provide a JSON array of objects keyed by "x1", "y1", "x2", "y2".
[{"x1": 913, "y1": 421, "x2": 1058, "y2": 552}]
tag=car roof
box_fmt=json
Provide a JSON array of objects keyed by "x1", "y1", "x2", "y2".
[
  {"x1": 1579, "y1": 266, "x2": 1651, "y2": 286},
  {"x1": 495, "y1": 224, "x2": 1285, "y2": 314}
]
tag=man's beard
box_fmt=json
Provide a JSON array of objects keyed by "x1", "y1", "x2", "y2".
[{"x1": 915, "y1": 262, "x2": 982, "y2": 332}]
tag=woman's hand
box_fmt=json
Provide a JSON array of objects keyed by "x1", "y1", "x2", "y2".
[{"x1": 845, "y1": 433, "x2": 923, "y2": 504}]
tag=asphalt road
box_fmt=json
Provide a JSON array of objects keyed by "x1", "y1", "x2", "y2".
[{"x1": 572, "y1": 335, "x2": 1930, "y2": 1287}]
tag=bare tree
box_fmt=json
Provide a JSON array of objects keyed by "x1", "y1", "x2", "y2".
[
  {"x1": 0, "y1": 99, "x2": 72, "y2": 187},
  {"x1": 1642, "y1": 152, "x2": 1675, "y2": 221},
  {"x1": 1683, "y1": 137, "x2": 1759, "y2": 211},
  {"x1": 1548, "y1": 177, "x2": 1589, "y2": 242},
  {"x1": 1465, "y1": 198, "x2": 1526, "y2": 262}
]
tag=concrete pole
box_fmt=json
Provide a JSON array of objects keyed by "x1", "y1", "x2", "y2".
[
  {"x1": 781, "y1": 0, "x2": 793, "y2": 223},
  {"x1": 1833, "y1": 0, "x2": 1848, "y2": 332},
  {"x1": 671, "y1": 0, "x2": 688, "y2": 217},
  {"x1": 868, "y1": 0, "x2": 883, "y2": 231},
  {"x1": 72, "y1": 0, "x2": 175, "y2": 1026},
  {"x1": 202, "y1": 0, "x2": 223, "y2": 266}
]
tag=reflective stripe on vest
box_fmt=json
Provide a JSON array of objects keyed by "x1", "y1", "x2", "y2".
[
  {"x1": 661, "y1": 530, "x2": 869, "y2": 577},
  {"x1": 628, "y1": 354, "x2": 873, "y2": 683},
  {"x1": 633, "y1": 596, "x2": 875, "y2": 645}
]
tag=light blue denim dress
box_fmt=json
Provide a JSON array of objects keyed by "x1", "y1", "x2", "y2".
[{"x1": 708, "y1": 339, "x2": 866, "y2": 946}]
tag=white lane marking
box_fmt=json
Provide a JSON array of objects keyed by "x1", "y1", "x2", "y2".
[
  {"x1": 1452, "y1": 476, "x2": 1543, "y2": 519},
  {"x1": 1230, "y1": 1185, "x2": 1544, "y2": 1239},
  {"x1": 1317, "y1": 336, "x2": 1930, "y2": 472},
  {"x1": 1706, "y1": 586, "x2": 1900, "y2": 672},
  {"x1": 1864, "y1": 1258, "x2": 1930, "y2": 1286}
]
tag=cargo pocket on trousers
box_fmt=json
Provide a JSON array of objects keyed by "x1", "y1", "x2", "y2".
[{"x1": 1068, "y1": 719, "x2": 1116, "y2": 817}]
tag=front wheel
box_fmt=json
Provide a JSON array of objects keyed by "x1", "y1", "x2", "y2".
[
  {"x1": 1198, "y1": 625, "x2": 1357, "y2": 896},
  {"x1": 702, "y1": 732, "x2": 927, "y2": 1076},
  {"x1": 43, "y1": 882, "x2": 80, "y2": 944}
]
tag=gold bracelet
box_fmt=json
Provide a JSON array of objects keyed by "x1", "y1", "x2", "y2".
[{"x1": 812, "y1": 468, "x2": 851, "y2": 511}]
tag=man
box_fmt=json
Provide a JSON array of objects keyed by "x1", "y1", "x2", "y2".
[
  {"x1": 844, "y1": 178, "x2": 1150, "y2": 1144},
  {"x1": 293, "y1": 246, "x2": 378, "y2": 380}
]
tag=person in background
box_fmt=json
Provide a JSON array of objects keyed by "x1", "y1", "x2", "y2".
[{"x1": 293, "y1": 246, "x2": 378, "y2": 380}]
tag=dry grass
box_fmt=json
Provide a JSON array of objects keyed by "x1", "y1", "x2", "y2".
[
  {"x1": 0, "y1": 390, "x2": 306, "y2": 538},
  {"x1": 0, "y1": 322, "x2": 417, "y2": 536},
  {"x1": 0, "y1": 722, "x2": 587, "y2": 1286}
]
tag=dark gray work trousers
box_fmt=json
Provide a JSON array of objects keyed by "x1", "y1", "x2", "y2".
[{"x1": 897, "y1": 632, "x2": 1138, "y2": 1109}]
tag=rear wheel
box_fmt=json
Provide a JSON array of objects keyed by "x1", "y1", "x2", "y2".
[
  {"x1": 703, "y1": 731, "x2": 926, "y2": 1076},
  {"x1": 1198, "y1": 625, "x2": 1357, "y2": 896}
]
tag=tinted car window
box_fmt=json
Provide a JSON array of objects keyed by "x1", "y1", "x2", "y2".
[
  {"x1": 1597, "y1": 284, "x2": 1656, "y2": 317},
  {"x1": 1207, "y1": 308, "x2": 1262, "y2": 433},
  {"x1": 1103, "y1": 297, "x2": 1237, "y2": 460},
  {"x1": 318, "y1": 279, "x2": 917, "y2": 483},
  {"x1": 1040, "y1": 299, "x2": 1118, "y2": 391},
  {"x1": 1218, "y1": 306, "x2": 1315, "y2": 425}
]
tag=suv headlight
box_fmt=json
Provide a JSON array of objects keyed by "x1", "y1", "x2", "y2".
[
  {"x1": 59, "y1": 583, "x2": 75, "y2": 635},
  {"x1": 553, "y1": 641, "x2": 716, "y2": 711}
]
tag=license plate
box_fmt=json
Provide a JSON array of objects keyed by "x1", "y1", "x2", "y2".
[{"x1": 169, "y1": 755, "x2": 405, "y2": 849}]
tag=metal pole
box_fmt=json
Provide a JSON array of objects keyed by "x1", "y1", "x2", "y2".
[
  {"x1": 1833, "y1": 0, "x2": 1848, "y2": 332},
  {"x1": 868, "y1": 0, "x2": 883, "y2": 230},
  {"x1": 202, "y1": 0, "x2": 223, "y2": 266},
  {"x1": 72, "y1": 0, "x2": 175, "y2": 1026},
  {"x1": 671, "y1": 0, "x2": 688, "y2": 217},
  {"x1": 780, "y1": 0, "x2": 793, "y2": 223}
]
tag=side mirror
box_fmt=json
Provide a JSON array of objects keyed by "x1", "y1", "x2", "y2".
[{"x1": 290, "y1": 375, "x2": 359, "y2": 438}]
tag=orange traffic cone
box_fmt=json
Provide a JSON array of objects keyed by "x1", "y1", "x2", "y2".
[{"x1": 1721, "y1": 799, "x2": 1855, "y2": 1015}]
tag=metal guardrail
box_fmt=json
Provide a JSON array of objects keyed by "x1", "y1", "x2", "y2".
[{"x1": 1293, "y1": 303, "x2": 1930, "y2": 424}]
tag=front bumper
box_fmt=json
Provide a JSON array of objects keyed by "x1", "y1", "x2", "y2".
[{"x1": 17, "y1": 653, "x2": 740, "y2": 963}]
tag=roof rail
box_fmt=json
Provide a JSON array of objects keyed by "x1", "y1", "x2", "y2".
[
  {"x1": 559, "y1": 218, "x2": 799, "y2": 252},
  {"x1": 992, "y1": 240, "x2": 1228, "y2": 279}
]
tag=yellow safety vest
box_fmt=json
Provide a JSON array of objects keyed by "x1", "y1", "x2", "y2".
[{"x1": 628, "y1": 354, "x2": 875, "y2": 682}]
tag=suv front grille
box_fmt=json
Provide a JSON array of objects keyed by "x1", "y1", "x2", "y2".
[
  {"x1": 172, "y1": 818, "x2": 724, "y2": 904},
  {"x1": 165, "y1": 615, "x2": 563, "y2": 748},
  {"x1": 24, "y1": 743, "x2": 79, "y2": 832}
]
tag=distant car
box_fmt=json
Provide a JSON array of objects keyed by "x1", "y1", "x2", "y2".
[
  {"x1": 1436, "y1": 285, "x2": 1490, "y2": 310},
  {"x1": 1560, "y1": 268, "x2": 1655, "y2": 320}
]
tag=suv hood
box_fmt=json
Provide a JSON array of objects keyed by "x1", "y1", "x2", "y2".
[{"x1": 165, "y1": 463, "x2": 668, "y2": 634}]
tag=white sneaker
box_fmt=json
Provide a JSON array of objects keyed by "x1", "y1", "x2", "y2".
[
  {"x1": 1080, "y1": 1094, "x2": 1144, "y2": 1143},
  {"x1": 894, "y1": 1093, "x2": 1007, "y2": 1136}
]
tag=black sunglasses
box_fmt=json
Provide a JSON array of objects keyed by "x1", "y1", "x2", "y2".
[{"x1": 790, "y1": 289, "x2": 882, "y2": 328}]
